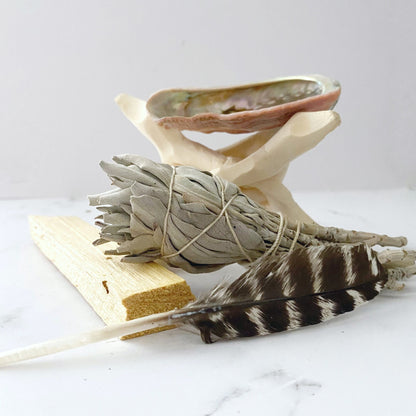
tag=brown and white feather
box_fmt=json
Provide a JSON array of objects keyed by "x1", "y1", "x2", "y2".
[{"x1": 171, "y1": 244, "x2": 387, "y2": 343}]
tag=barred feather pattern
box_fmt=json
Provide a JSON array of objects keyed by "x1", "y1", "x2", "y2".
[{"x1": 171, "y1": 244, "x2": 387, "y2": 343}]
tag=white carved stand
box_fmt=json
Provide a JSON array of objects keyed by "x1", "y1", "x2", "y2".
[{"x1": 116, "y1": 94, "x2": 341, "y2": 224}]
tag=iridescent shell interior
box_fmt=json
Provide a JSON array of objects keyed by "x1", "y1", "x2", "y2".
[{"x1": 147, "y1": 75, "x2": 340, "y2": 133}]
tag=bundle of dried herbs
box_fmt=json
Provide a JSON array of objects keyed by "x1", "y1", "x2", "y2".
[{"x1": 89, "y1": 155, "x2": 406, "y2": 273}]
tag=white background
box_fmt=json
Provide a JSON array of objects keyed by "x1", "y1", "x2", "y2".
[{"x1": 1, "y1": 1, "x2": 415, "y2": 197}]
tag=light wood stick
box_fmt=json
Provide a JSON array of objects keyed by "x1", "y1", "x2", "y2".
[{"x1": 29, "y1": 216, "x2": 195, "y2": 338}]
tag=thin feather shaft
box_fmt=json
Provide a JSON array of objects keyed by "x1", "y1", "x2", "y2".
[{"x1": 0, "y1": 312, "x2": 172, "y2": 367}]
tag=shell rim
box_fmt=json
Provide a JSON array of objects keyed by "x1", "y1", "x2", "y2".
[{"x1": 146, "y1": 74, "x2": 340, "y2": 121}]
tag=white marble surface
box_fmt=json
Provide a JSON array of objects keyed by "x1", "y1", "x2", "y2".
[{"x1": 0, "y1": 189, "x2": 415, "y2": 416}]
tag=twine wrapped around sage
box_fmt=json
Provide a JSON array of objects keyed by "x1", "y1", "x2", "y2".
[{"x1": 89, "y1": 155, "x2": 407, "y2": 273}]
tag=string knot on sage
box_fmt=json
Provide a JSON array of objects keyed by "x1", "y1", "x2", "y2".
[{"x1": 89, "y1": 155, "x2": 407, "y2": 273}]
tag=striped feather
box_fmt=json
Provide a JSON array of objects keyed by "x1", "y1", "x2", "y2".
[{"x1": 171, "y1": 244, "x2": 387, "y2": 343}]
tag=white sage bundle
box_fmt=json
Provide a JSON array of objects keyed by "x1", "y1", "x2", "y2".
[{"x1": 89, "y1": 155, "x2": 407, "y2": 273}]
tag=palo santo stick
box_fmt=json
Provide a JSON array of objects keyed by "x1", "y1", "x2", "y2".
[{"x1": 29, "y1": 216, "x2": 194, "y2": 338}]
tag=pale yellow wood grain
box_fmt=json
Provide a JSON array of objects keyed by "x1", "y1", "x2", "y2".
[{"x1": 29, "y1": 216, "x2": 194, "y2": 338}]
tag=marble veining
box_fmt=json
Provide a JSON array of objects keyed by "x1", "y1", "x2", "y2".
[
  {"x1": 205, "y1": 386, "x2": 250, "y2": 416},
  {"x1": 0, "y1": 308, "x2": 23, "y2": 328},
  {"x1": 205, "y1": 369, "x2": 322, "y2": 416}
]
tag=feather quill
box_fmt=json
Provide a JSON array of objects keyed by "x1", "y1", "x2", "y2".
[{"x1": 1, "y1": 243, "x2": 410, "y2": 367}]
